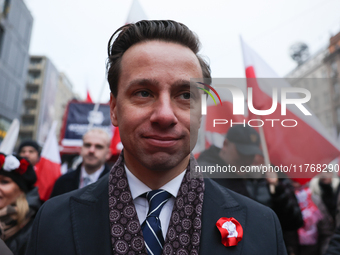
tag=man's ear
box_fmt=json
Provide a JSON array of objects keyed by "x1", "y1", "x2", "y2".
[{"x1": 110, "y1": 93, "x2": 118, "y2": 127}]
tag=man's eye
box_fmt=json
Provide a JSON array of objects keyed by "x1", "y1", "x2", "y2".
[
  {"x1": 136, "y1": 91, "x2": 150, "y2": 97},
  {"x1": 179, "y1": 93, "x2": 191, "y2": 100}
]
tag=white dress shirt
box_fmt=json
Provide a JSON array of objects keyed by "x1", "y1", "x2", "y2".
[
  {"x1": 79, "y1": 165, "x2": 105, "y2": 188},
  {"x1": 124, "y1": 165, "x2": 186, "y2": 238}
]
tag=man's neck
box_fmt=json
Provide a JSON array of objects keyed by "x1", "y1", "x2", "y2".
[
  {"x1": 83, "y1": 165, "x2": 103, "y2": 175},
  {"x1": 124, "y1": 154, "x2": 190, "y2": 190}
]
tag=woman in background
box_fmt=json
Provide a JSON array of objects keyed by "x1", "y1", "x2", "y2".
[{"x1": 0, "y1": 153, "x2": 38, "y2": 255}]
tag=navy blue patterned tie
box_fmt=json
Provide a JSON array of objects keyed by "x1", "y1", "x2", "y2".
[{"x1": 142, "y1": 189, "x2": 172, "y2": 255}]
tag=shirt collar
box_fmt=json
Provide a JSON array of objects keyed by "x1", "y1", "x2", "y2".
[
  {"x1": 81, "y1": 164, "x2": 105, "y2": 182},
  {"x1": 124, "y1": 165, "x2": 186, "y2": 199}
]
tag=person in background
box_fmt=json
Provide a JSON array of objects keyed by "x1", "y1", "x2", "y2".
[
  {"x1": 197, "y1": 125, "x2": 261, "y2": 196},
  {"x1": 50, "y1": 128, "x2": 111, "y2": 197},
  {"x1": 292, "y1": 180, "x2": 323, "y2": 255},
  {"x1": 0, "y1": 153, "x2": 39, "y2": 255},
  {"x1": 310, "y1": 172, "x2": 339, "y2": 254},
  {"x1": 17, "y1": 141, "x2": 40, "y2": 168},
  {"x1": 323, "y1": 170, "x2": 340, "y2": 255},
  {"x1": 197, "y1": 125, "x2": 303, "y2": 254}
]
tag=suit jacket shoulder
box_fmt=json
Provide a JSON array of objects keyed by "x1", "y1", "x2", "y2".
[
  {"x1": 50, "y1": 163, "x2": 110, "y2": 198},
  {"x1": 50, "y1": 165, "x2": 81, "y2": 198},
  {"x1": 26, "y1": 173, "x2": 111, "y2": 255}
]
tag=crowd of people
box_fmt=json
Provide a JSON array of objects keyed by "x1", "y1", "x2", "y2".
[
  {"x1": 0, "y1": 19, "x2": 340, "y2": 255},
  {"x1": 198, "y1": 125, "x2": 340, "y2": 255}
]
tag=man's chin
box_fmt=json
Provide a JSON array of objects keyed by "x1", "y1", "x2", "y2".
[
  {"x1": 83, "y1": 162, "x2": 101, "y2": 170},
  {"x1": 139, "y1": 152, "x2": 189, "y2": 172}
]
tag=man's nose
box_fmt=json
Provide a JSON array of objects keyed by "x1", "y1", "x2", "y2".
[
  {"x1": 150, "y1": 94, "x2": 178, "y2": 128},
  {"x1": 88, "y1": 145, "x2": 96, "y2": 153}
]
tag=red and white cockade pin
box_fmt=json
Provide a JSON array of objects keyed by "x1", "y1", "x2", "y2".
[{"x1": 216, "y1": 217, "x2": 243, "y2": 247}]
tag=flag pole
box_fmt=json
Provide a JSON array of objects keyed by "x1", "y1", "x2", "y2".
[
  {"x1": 257, "y1": 117, "x2": 277, "y2": 193},
  {"x1": 88, "y1": 79, "x2": 107, "y2": 130}
]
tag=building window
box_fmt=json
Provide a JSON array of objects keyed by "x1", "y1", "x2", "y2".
[
  {"x1": 30, "y1": 57, "x2": 42, "y2": 68},
  {"x1": 19, "y1": 132, "x2": 33, "y2": 141},
  {"x1": 27, "y1": 71, "x2": 41, "y2": 84},
  {"x1": 22, "y1": 116, "x2": 35, "y2": 126},
  {"x1": 27, "y1": 87, "x2": 39, "y2": 94}
]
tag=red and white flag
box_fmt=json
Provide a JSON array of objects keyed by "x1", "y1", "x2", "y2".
[
  {"x1": 241, "y1": 38, "x2": 340, "y2": 184},
  {"x1": 35, "y1": 121, "x2": 61, "y2": 201},
  {"x1": 110, "y1": 126, "x2": 123, "y2": 155},
  {"x1": 86, "y1": 89, "x2": 93, "y2": 103}
]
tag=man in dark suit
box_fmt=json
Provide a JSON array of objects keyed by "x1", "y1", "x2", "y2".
[
  {"x1": 50, "y1": 128, "x2": 111, "y2": 197},
  {"x1": 26, "y1": 20, "x2": 287, "y2": 255}
]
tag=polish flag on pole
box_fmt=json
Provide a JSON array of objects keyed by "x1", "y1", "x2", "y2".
[
  {"x1": 35, "y1": 121, "x2": 61, "y2": 201},
  {"x1": 240, "y1": 38, "x2": 340, "y2": 184},
  {"x1": 110, "y1": 126, "x2": 123, "y2": 155},
  {"x1": 126, "y1": 0, "x2": 148, "y2": 24}
]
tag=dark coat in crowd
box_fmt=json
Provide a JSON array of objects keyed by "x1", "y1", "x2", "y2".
[
  {"x1": 325, "y1": 225, "x2": 340, "y2": 255},
  {"x1": 50, "y1": 163, "x2": 110, "y2": 198},
  {"x1": 310, "y1": 177, "x2": 340, "y2": 254},
  {"x1": 0, "y1": 238, "x2": 13, "y2": 255}
]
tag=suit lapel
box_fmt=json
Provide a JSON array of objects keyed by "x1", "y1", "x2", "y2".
[
  {"x1": 200, "y1": 179, "x2": 246, "y2": 255},
  {"x1": 69, "y1": 174, "x2": 112, "y2": 255},
  {"x1": 73, "y1": 166, "x2": 81, "y2": 189}
]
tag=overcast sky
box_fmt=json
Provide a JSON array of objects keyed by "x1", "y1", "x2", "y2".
[{"x1": 24, "y1": 0, "x2": 340, "y2": 103}]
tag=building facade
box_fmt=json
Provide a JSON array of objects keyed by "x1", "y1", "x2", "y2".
[
  {"x1": 20, "y1": 56, "x2": 76, "y2": 144},
  {"x1": 325, "y1": 32, "x2": 340, "y2": 136},
  {"x1": 286, "y1": 32, "x2": 340, "y2": 138},
  {"x1": 54, "y1": 72, "x2": 76, "y2": 140},
  {"x1": 0, "y1": 0, "x2": 33, "y2": 143}
]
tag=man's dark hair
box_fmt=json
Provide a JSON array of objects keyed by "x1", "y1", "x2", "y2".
[
  {"x1": 106, "y1": 20, "x2": 211, "y2": 97},
  {"x1": 17, "y1": 140, "x2": 41, "y2": 156}
]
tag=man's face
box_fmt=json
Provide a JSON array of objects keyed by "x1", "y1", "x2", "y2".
[
  {"x1": 220, "y1": 140, "x2": 255, "y2": 168},
  {"x1": 19, "y1": 146, "x2": 40, "y2": 166},
  {"x1": 110, "y1": 41, "x2": 203, "y2": 172},
  {"x1": 81, "y1": 131, "x2": 111, "y2": 171}
]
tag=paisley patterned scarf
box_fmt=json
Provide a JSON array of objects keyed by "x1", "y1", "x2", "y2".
[{"x1": 108, "y1": 152, "x2": 205, "y2": 255}]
